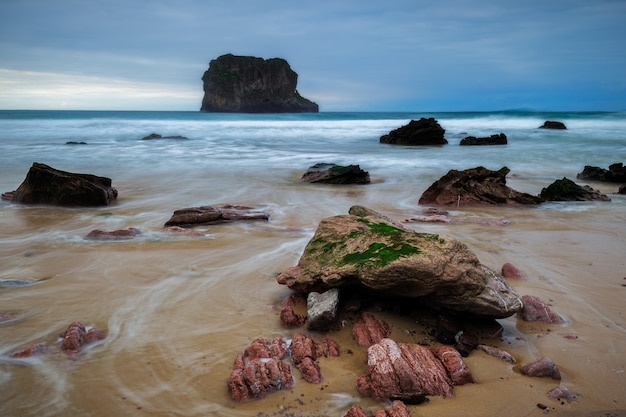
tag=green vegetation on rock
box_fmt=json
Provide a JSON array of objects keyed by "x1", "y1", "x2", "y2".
[{"x1": 342, "y1": 242, "x2": 420, "y2": 267}]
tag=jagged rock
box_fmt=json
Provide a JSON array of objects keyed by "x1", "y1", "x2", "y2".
[
  {"x1": 418, "y1": 166, "x2": 544, "y2": 206},
  {"x1": 164, "y1": 204, "x2": 269, "y2": 227},
  {"x1": 520, "y1": 357, "x2": 561, "y2": 380},
  {"x1": 346, "y1": 401, "x2": 412, "y2": 417},
  {"x1": 460, "y1": 133, "x2": 507, "y2": 145},
  {"x1": 380, "y1": 118, "x2": 448, "y2": 145},
  {"x1": 141, "y1": 133, "x2": 188, "y2": 140},
  {"x1": 279, "y1": 295, "x2": 307, "y2": 328},
  {"x1": 85, "y1": 227, "x2": 141, "y2": 240},
  {"x1": 307, "y1": 288, "x2": 340, "y2": 330},
  {"x1": 577, "y1": 163, "x2": 626, "y2": 183},
  {"x1": 276, "y1": 206, "x2": 522, "y2": 319},
  {"x1": 1, "y1": 162, "x2": 118, "y2": 206},
  {"x1": 432, "y1": 345, "x2": 475, "y2": 385},
  {"x1": 539, "y1": 121, "x2": 567, "y2": 129},
  {"x1": 200, "y1": 54, "x2": 318, "y2": 113},
  {"x1": 300, "y1": 163, "x2": 370, "y2": 184},
  {"x1": 540, "y1": 177, "x2": 610, "y2": 201},
  {"x1": 518, "y1": 295, "x2": 564, "y2": 324},
  {"x1": 356, "y1": 338, "x2": 454, "y2": 400},
  {"x1": 352, "y1": 312, "x2": 392, "y2": 347}
]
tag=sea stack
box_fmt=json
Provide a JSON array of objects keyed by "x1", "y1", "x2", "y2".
[{"x1": 200, "y1": 54, "x2": 319, "y2": 113}]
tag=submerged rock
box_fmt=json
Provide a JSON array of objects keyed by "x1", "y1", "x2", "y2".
[
  {"x1": 2, "y1": 162, "x2": 118, "y2": 206},
  {"x1": 85, "y1": 227, "x2": 141, "y2": 240},
  {"x1": 418, "y1": 166, "x2": 544, "y2": 206},
  {"x1": 380, "y1": 118, "x2": 448, "y2": 145},
  {"x1": 141, "y1": 133, "x2": 188, "y2": 140},
  {"x1": 300, "y1": 163, "x2": 370, "y2": 184},
  {"x1": 539, "y1": 121, "x2": 567, "y2": 129},
  {"x1": 540, "y1": 177, "x2": 610, "y2": 201},
  {"x1": 164, "y1": 204, "x2": 269, "y2": 227},
  {"x1": 460, "y1": 133, "x2": 507, "y2": 146},
  {"x1": 277, "y1": 206, "x2": 522, "y2": 319}
]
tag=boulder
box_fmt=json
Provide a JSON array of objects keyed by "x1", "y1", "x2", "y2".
[
  {"x1": 380, "y1": 118, "x2": 448, "y2": 145},
  {"x1": 300, "y1": 163, "x2": 370, "y2": 184},
  {"x1": 539, "y1": 121, "x2": 567, "y2": 129},
  {"x1": 164, "y1": 204, "x2": 269, "y2": 228},
  {"x1": 459, "y1": 133, "x2": 507, "y2": 146},
  {"x1": 520, "y1": 357, "x2": 561, "y2": 380},
  {"x1": 356, "y1": 338, "x2": 455, "y2": 400},
  {"x1": 276, "y1": 206, "x2": 523, "y2": 319},
  {"x1": 518, "y1": 295, "x2": 564, "y2": 324},
  {"x1": 539, "y1": 177, "x2": 610, "y2": 201},
  {"x1": 576, "y1": 163, "x2": 626, "y2": 183},
  {"x1": 200, "y1": 54, "x2": 318, "y2": 113},
  {"x1": 418, "y1": 166, "x2": 544, "y2": 206},
  {"x1": 1, "y1": 162, "x2": 118, "y2": 206}
]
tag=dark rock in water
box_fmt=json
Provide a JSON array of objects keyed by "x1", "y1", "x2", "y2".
[
  {"x1": 520, "y1": 357, "x2": 561, "y2": 380},
  {"x1": 276, "y1": 205, "x2": 523, "y2": 319},
  {"x1": 352, "y1": 312, "x2": 392, "y2": 347},
  {"x1": 418, "y1": 166, "x2": 544, "y2": 206},
  {"x1": 164, "y1": 204, "x2": 269, "y2": 228},
  {"x1": 539, "y1": 121, "x2": 567, "y2": 129},
  {"x1": 66, "y1": 141, "x2": 87, "y2": 145},
  {"x1": 357, "y1": 338, "x2": 454, "y2": 400},
  {"x1": 540, "y1": 177, "x2": 611, "y2": 201},
  {"x1": 619, "y1": 183, "x2": 626, "y2": 194},
  {"x1": 1, "y1": 162, "x2": 118, "y2": 206},
  {"x1": 300, "y1": 163, "x2": 370, "y2": 184},
  {"x1": 0, "y1": 279, "x2": 38, "y2": 289},
  {"x1": 200, "y1": 54, "x2": 318, "y2": 113},
  {"x1": 380, "y1": 118, "x2": 448, "y2": 145},
  {"x1": 577, "y1": 162, "x2": 626, "y2": 183},
  {"x1": 141, "y1": 133, "x2": 188, "y2": 140},
  {"x1": 85, "y1": 227, "x2": 141, "y2": 240},
  {"x1": 519, "y1": 295, "x2": 564, "y2": 324},
  {"x1": 460, "y1": 133, "x2": 507, "y2": 146}
]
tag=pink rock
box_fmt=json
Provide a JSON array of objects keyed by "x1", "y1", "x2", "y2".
[
  {"x1": 519, "y1": 295, "x2": 564, "y2": 324},
  {"x1": 520, "y1": 357, "x2": 561, "y2": 380},
  {"x1": 344, "y1": 405, "x2": 369, "y2": 417},
  {"x1": 243, "y1": 337, "x2": 288, "y2": 361},
  {"x1": 10, "y1": 342, "x2": 48, "y2": 358},
  {"x1": 60, "y1": 321, "x2": 87, "y2": 352},
  {"x1": 547, "y1": 385, "x2": 577, "y2": 400},
  {"x1": 432, "y1": 345, "x2": 475, "y2": 385},
  {"x1": 279, "y1": 306, "x2": 306, "y2": 327},
  {"x1": 374, "y1": 401, "x2": 412, "y2": 417},
  {"x1": 85, "y1": 227, "x2": 141, "y2": 240},
  {"x1": 501, "y1": 262, "x2": 524, "y2": 279},
  {"x1": 352, "y1": 312, "x2": 392, "y2": 347}
]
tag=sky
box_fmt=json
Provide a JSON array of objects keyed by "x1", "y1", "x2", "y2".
[{"x1": 0, "y1": 0, "x2": 625, "y2": 112}]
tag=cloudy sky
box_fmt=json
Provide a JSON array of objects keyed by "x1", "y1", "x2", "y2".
[{"x1": 1, "y1": 0, "x2": 624, "y2": 111}]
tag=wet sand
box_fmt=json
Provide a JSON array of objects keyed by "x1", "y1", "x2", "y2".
[{"x1": 1, "y1": 174, "x2": 625, "y2": 417}]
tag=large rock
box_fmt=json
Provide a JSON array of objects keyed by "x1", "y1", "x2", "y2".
[
  {"x1": 418, "y1": 166, "x2": 544, "y2": 206},
  {"x1": 576, "y1": 163, "x2": 626, "y2": 183},
  {"x1": 164, "y1": 204, "x2": 269, "y2": 227},
  {"x1": 539, "y1": 121, "x2": 567, "y2": 129},
  {"x1": 200, "y1": 54, "x2": 318, "y2": 113},
  {"x1": 300, "y1": 163, "x2": 370, "y2": 184},
  {"x1": 2, "y1": 162, "x2": 118, "y2": 206},
  {"x1": 539, "y1": 178, "x2": 611, "y2": 201},
  {"x1": 276, "y1": 206, "x2": 523, "y2": 319},
  {"x1": 380, "y1": 118, "x2": 448, "y2": 145}
]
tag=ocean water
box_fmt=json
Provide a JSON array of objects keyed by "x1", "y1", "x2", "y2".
[{"x1": 1, "y1": 110, "x2": 625, "y2": 417}]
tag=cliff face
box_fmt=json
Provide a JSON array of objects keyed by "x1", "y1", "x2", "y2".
[{"x1": 200, "y1": 54, "x2": 319, "y2": 113}]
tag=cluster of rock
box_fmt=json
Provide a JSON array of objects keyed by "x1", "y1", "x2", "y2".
[
  {"x1": 9, "y1": 321, "x2": 105, "y2": 358},
  {"x1": 577, "y1": 162, "x2": 626, "y2": 194},
  {"x1": 200, "y1": 54, "x2": 318, "y2": 113}
]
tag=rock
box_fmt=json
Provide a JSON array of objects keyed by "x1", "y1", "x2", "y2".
[
  {"x1": 540, "y1": 177, "x2": 611, "y2": 201},
  {"x1": 518, "y1": 295, "x2": 564, "y2": 324},
  {"x1": 0, "y1": 279, "x2": 38, "y2": 289},
  {"x1": 577, "y1": 163, "x2": 626, "y2": 183},
  {"x1": 357, "y1": 338, "x2": 454, "y2": 400},
  {"x1": 279, "y1": 295, "x2": 307, "y2": 328},
  {"x1": 164, "y1": 204, "x2": 269, "y2": 227},
  {"x1": 539, "y1": 121, "x2": 567, "y2": 129},
  {"x1": 0, "y1": 312, "x2": 18, "y2": 322},
  {"x1": 476, "y1": 344, "x2": 516, "y2": 363},
  {"x1": 300, "y1": 163, "x2": 370, "y2": 184},
  {"x1": 460, "y1": 133, "x2": 507, "y2": 146},
  {"x1": 10, "y1": 321, "x2": 104, "y2": 358},
  {"x1": 352, "y1": 312, "x2": 392, "y2": 347},
  {"x1": 501, "y1": 262, "x2": 524, "y2": 279},
  {"x1": 380, "y1": 118, "x2": 448, "y2": 145},
  {"x1": 307, "y1": 288, "x2": 340, "y2": 330},
  {"x1": 419, "y1": 166, "x2": 544, "y2": 206},
  {"x1": 520, "y1": 357, "x2": 561, "y2": 380},
  {"x1": 344, "y1": 405, "x2": 369, "y2": 417},
  {"x1": 141, "y1": 133, "x2": 188, "y2": 140},
  {"x1": 619, "y1": 183, "x2": 626, "y2": 194},
  {"x1": 547, "y1": 385, "x2": 577, "y2": 400},
  {"x1": 60, "y1": 321, "x2": 87, "y2": 352},
  {"x1": 432, "y1": 345, "x2": 474, "y2": 385},
  {"x1": 200, "y1": 54, "x2": 318, "y2": 113},
  {"x1": 163, "y1": 226, "x2": 206, "y2": 236},
  {"x1": 2, "y1": 162, "x2": 118, "y2": 206},
  {"x1": 66, "y1": 141, "x2": 87, "y2": 145},
  {"x1": 85, "y1": 227, "x2": 141, "y2": 240},
  {"x1": 10, "y1": 342, "x2": 49, "y2": 358},
  {"x1": 344, "y1": 401, "x2": 412, "y2": 417},
  {"x1": 276, "y1": 206, "x2": 523, "y2": 319}
]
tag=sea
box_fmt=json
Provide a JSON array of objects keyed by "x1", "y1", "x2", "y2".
[{"x1": 1, "y1": 110, "x2": 625, "y2": 417}]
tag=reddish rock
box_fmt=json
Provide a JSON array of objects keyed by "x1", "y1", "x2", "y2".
[
  {"x1": 10, "y1": 342, "x2": 48, "y2": 358},
  {"x1": 291, "y1": 333, "x2": 324, "y2": 383},
  {"x1": 0, "y1": 312, "x2": 18, "y2": 323},
  {"x1": 357, "y1": 338, "x2": 454, "y2": 401},
  {"x1": 163, "y1": 226, "x2": 206, "y2": 236},
  {"x1": 432, "y1": 345, "x2": 474, "y2": 385},
  {"x1": 243, "y1": 337, "x2": 288, "y2": 361},
  {"x1": 60, "y1": 321, "x2": 87, "y2": 352},
  {"x1": 352, "y1": 312, "x2": 392, "y2": 347},
  {"x1": 318, "y1": 334, "x2": 341, "y2": 358},
  {"x1": 295, "y1": 356, "x2": 323, "y2": 383},
  {"x1": 164, "y1": 204, "x2": 269, "y2": 228},
  {"x1": 547, "y1": 385, "x2": 577, "y2": 400},
  {"x1": 84, "y1": 327, "x2": 106, "y2": 343},
  {"x1": 520, "y1": 357, "x2": 561, "y2": 380},
  {"x1": 280, "y1": 306, "x2": 306, "y2": 327},
  {"x1": 374, "y1": 401, "x2": 412, "y2": 417},
  {"x1": 476, "y1": 344, "x2": 516, "y2": 364},
  {"x1": 228, "y1": 354, "x2": 294, "y2": 401},
  {"x1": 501, "y1": 263, "x2": 524, "y2": 279},
  {"x1": 519, "y1": 295, "x2": 564, "y2": 324},
  {"x1": 344, "y1": 405, "x2": 369, "y2": 417},
  {"x1": 85, "y1": 227, "x2": 141, "y2": 240}
]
